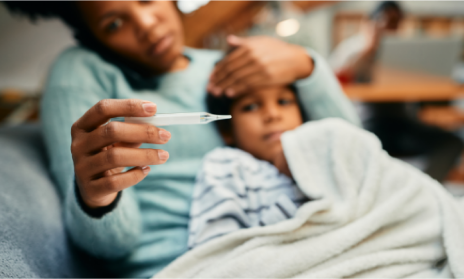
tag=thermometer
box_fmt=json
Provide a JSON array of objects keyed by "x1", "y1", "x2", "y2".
[{"x1": 124, "y1": 112, "x2": 231, "y2": 126}]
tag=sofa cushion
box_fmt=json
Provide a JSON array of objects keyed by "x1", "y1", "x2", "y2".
[{"x1": 0, "y1": 124, "x2": 102, "y2": 277}]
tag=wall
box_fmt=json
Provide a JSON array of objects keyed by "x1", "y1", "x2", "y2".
[
  {"x1": 304, "y1": 1, "x2": 464, "y2": 58},
  {"x1": 0, "y1": 4, "x2": 74, "y2": 93},
  {"x1": 301, "y1": 4, "x2": 335, "y2": 58},
  {"x1": 336, "y1": 1, "x2": 464, "y2": 16}
]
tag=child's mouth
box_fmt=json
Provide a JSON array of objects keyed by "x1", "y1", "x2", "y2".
[{"x1": 263, "y1": 131, "x2": 283, "y2": 142}]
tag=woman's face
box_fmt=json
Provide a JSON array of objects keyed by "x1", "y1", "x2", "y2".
[
  {"x1": 228, "y1": 87, "x2": 303, "y2": 163},
  {"x1": 77, "y1": 1, "x2": 186, "y2": 74}
]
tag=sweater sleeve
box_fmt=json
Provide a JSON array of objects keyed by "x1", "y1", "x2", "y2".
[
  {"x1": 41, "y1": 51, "x2": 142, "y2": 259},
  {"x1": 294, "y1": 48, "x2": 361, "y2": 126}
]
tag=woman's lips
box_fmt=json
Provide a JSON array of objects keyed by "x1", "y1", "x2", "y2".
[{"x1": 147, "y1": 34, "x2": 174, "y2": 57}]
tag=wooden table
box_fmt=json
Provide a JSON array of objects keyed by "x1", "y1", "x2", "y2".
[{"x1": 343, "y1": 66, "x2": 464, "y2": 102}]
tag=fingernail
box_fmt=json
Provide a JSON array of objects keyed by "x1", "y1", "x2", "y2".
[
  {"x1": 158, "y1": 150, "x2": 169, "y2": 161},
  {"x1": 141, "y1": 165, "x2": 150, "y2": 174},
  {"x1": 158, "y1": 129, "x2": 171, "y2": 141},
  {"x1": 142, "y1": 102, "x2": 156, "y2": 113},
  {"x1": 213, "y1": 88, "x2": 221, "y2": 95}
]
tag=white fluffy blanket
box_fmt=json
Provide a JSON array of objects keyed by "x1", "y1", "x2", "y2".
[{"x1": 155, "y1": 118, "x2": 464, "y2": 278}]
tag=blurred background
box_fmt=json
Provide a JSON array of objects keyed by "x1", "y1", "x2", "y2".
[{"x1": 1, "y1": 1, "x2": 464, "y2": 190}]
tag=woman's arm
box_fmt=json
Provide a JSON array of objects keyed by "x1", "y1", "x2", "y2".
[
  {"x1": 41, "y1": 46, "x2": 177, "y2": 258},
  {"x1": 41, "y1": 85, "x2": 160, "y2": 258},
  {"x1": 294, "y1": 49, "x2": 361, "y2": 126}
]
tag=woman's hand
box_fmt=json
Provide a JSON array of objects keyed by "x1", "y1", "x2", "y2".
[
  {"x1": 207, "y1": 35, "x2": 314, "y2": 98},
  {"x1": 71, "y1": 99, "x2": 171, "y2": 208}
]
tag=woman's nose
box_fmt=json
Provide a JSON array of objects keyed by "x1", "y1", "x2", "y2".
[{"x1": 133, "y1": 8, "x2": 159, "y2": 41}]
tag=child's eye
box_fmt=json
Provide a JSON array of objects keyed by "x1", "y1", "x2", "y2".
[
  {"x1": 106, "y1": 18, "x2": 123, "y2": 33},
  {"x1": 241, "y1": 103, "x2": 259, "y2": 112},
  {"x1": 278, "y1": 99, "x2": 295, "y2": 106}
]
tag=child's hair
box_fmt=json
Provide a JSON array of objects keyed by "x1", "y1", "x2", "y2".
[{"x1": 206, "y1": 85, "x2": 308, "y2": 136}]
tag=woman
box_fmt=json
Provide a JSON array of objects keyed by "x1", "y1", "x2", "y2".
[{"x1": 5, "y1": 1, "x2": 359, "y2": 277}]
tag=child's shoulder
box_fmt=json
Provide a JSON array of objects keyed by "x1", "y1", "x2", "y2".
[
  {"x1": 201, "y1": 147, "x2": 280, "y2": 179},
  {"x1": 196, "y1": 148, "x2": 294, "y2": 197},
  {"x1": 203, "y1": 147, "x2": 258, "y2": 165}
]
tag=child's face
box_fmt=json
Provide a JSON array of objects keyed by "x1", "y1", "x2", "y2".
[
  {"x1": 228, "y1": 87, "x2": 303, "y2": 163},
  {"x1": 77, "y1": 1, "x2": 185, "y2": 74}
]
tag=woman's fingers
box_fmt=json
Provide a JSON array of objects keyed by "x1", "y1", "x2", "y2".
[
  {"x1": 225, "y1": 72, "x2": 267, "y2": 97},
  {"x1": 83, "y1": 166, "x2": 151, "y2": 207},
  {"x1": 210, "y1": 48, "x2": 249, "y2": 87},
  {"x1": 113, "y1": 142, "x2": 143, "y2": 149},
  {"x1": 212, "y1": 58, "x2": 256, "y2": 94},
  {"x1": 81, "y1": 121, "x2": 171, "y2": 154},
  {"x1": 216, "y1": 63, "x2": 263, "y2": 96},
  {"x1": 226, "y1": 34, "x2": 245, "y2": 47},
  {"x1": 80, "y1": 147, "x2": 169, "y2": 177},
  {"x1": 73, "y1": 99, "x2": 157, "y2": 133}
]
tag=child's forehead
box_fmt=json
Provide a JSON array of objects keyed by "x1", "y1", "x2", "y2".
[{"x1": 234, "y1": 86, "x2": 294, "y2": 101}]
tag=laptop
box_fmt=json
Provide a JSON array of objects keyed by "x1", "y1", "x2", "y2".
[{"x1": 378, "y1": 35, "x2": 463, "y2": 77}]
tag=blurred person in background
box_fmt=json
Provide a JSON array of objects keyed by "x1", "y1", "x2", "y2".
[
  {"x1": 4, "y1": 1, "x2": 359, "y2": 277},
  {"x1": 330, "y1": 1, "x2": 463, "y2": 182}
]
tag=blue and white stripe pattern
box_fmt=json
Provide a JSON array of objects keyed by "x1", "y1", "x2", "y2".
[{"x1": 188, "y1": 147, "x2": 308, "y2": 249}]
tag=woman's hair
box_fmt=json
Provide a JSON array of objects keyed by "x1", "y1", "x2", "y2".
[
  {"x1": 4, "y1": 2, "x2": 79, "y2": 28},
  {"x1": 369, "y1": 1, "x2": 403, "y2": 20},
  {"x1": 206, "y1": 85, "x2": 308, "y2": 135},
  {"x1": 3, "y1": 2, "x2": 97, "y2": 48}
]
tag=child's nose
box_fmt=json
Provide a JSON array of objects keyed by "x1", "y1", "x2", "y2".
[{"x1": 263, "y1": 104, "x2": 282, "y2": 123}]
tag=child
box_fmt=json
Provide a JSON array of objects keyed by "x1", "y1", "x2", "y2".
[{"x1": 188, "y1": 85, "x2": 309, "y2": 249}]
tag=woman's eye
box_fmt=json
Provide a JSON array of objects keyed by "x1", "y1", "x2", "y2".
[
  {"x1": 106, "y1": 18, "x2": 123, "y2": 33},
  {"x1": 241, "y1": 103, "x2": 259, "y2": 112}
]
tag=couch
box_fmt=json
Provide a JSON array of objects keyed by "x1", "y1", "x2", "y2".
[{"x1": 0, "y1": 124, "x2": 106, "y2": 277}]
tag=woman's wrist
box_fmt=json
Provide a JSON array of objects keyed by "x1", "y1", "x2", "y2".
[
  {"x1": 293, "y1": 45, "x2": 314, "y2": 80},
  {"x1": 75, "y1": 179, "x2": 122, "y2": 218}
]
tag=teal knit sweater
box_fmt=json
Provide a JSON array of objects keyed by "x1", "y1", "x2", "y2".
[{"x1": 41, "y1": 46, "x2": 360, "y2": 277}]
